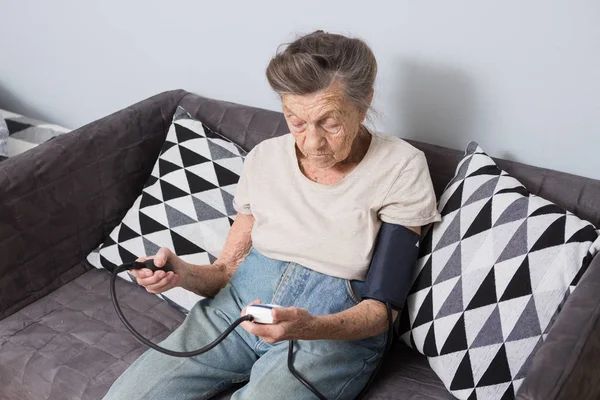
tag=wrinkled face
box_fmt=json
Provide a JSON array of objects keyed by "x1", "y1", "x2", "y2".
[{"x1": 282, "y1": 82, "x2": 366, "y2": 169}]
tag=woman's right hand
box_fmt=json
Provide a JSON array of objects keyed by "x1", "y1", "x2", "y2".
[{"x1": 130, "y1": 248, "x2": 187, "y2": 294}]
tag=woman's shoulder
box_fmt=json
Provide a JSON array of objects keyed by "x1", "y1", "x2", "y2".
[
  {"x1": 370, "y1": 133, "x2": 425, "y2": 169},
  {"x1": 248, "y1": 134, "x2": 292, "y2": 157},
  {"x1": 244, "y1": 134, "x2": 293, "y2": 172}
]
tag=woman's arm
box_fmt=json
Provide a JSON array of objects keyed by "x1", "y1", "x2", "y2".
[
  {"x1": 132, "y1": 212, "x2": 254, "y2": 297},
  {"x1": 240, "y1": 299, "x2": 395, "y2": 344},
  {"x1": 241, "y1": 225, "x2": 420, "y2": 343},
  {"x1": 182, "y1": 213, "x2": 255, "y2": 296},
  {"x1": 307, "y1": 299, "x2": 396, "y2": 340}
]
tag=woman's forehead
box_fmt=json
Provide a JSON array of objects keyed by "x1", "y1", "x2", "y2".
[{"x1": 282, "y1": 85, "x2": 352, "y2": 120}]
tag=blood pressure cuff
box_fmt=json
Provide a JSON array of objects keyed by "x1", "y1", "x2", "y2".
[{"x1": 361, "y1": 223, "x2": 421, "y2": 310}]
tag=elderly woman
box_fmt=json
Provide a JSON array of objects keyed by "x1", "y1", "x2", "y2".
[{"x1": 105, "y1": 31, "x2": 440, "y2": 400}]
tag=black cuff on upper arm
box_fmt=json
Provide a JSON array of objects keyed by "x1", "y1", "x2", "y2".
[{"x1": 362, "y1": 223, "x2": 421, "y2": 311}]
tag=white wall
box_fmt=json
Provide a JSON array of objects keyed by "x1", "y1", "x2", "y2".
[{"x1": 0, "y1": 0, "x2": 598, "y2": 178}]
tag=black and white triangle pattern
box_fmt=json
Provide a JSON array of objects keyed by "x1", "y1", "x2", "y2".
[
  {"x1": 0, "y1": 116, "x2": 7, "y2": 160},
  {"x1": 398, "y1": 142, "x2": 600, "y2": 400},
  {"x1": 86, "y1": 107, "x2": 246, "y2": 312}
]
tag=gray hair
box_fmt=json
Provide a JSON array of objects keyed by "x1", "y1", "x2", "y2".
[{"x1": 266, "y1": 31, "x2": 377, "y2": 115}]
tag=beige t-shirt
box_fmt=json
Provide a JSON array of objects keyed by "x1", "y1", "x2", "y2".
[{"x1": 233, "y1": 133, "x2": 441, "y2": 281}]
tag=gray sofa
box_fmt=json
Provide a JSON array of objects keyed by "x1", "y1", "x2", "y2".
[{"x1": 1, "y1": 90, "x2": 599, "y2": 400}]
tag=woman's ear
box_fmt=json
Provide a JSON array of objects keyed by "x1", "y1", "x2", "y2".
[
  {"x1": 359, "y1": 111, "x2": 368, "y2": 124},
  {"x1": 360, "y1": 89, "x2": 374, "y2": 122}
]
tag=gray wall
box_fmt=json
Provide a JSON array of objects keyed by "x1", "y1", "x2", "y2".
[{"x1": 0, "y1": 0, "x2": 598, "y2": 179}]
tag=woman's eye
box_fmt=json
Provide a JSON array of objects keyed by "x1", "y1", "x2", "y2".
[
  {"x1": 291, "y1": 122, "x2": 305, "y2": 131},
  {"x1": 323, "y1": 124, "x2": 340, "y2": 132}
]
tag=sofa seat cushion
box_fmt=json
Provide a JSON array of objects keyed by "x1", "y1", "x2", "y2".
[
  {"x1": 0, "y1": 266, "x2": 185, "y2": 400},
  {"x1": 362, "y1": 342, "x2": 456, "y2": 399},
  {"x1": 0, "y1": 266, "x2": 455, "y2": 400}
]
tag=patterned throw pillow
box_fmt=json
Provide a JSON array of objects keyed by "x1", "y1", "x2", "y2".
[
  {"x1": 0, "y1": 108, "x2": 70, "y2": 157},
  {"x1": 398, "y1": 142, "x2": 599, "y2": 400},
  {"x1": 87, "y1": 107, "x2": 246, "y2": 312},
  {"x1": 0, "y1": 116, "x2": 7, "y2": 161}
]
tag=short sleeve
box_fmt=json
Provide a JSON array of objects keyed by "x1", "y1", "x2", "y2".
[
  {"x1": 232, "y1": 149, "x2": 255, "y2": 215},
  {"x1": 378, "y1": 152, "x2": 441, "y2": 226}
]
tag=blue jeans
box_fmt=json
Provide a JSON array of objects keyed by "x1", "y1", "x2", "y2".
[{"x1": 104, "y1": 248, "x2": 386, "y2": 400}]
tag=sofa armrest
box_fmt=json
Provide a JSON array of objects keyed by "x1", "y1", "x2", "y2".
[
  {"x1": 517, "y1": 253, "x2": 600, "y2": 400},
  {"x1": 0, "y1": 89, "x2": 187, "y2": 320}
]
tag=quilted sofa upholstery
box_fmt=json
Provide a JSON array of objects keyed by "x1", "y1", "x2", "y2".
[
  {"x1": 1, "y1": 90, "x2": 599, "y2": 400},
  {"x1": 0, "y1": 269, "x2": 185, "y2": 399}
]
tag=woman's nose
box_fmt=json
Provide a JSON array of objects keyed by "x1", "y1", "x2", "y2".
[{"x1": 304, "y1": 125, "x2": 326, "y2": 150}]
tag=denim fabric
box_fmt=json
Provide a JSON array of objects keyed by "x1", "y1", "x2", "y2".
[{"x1": 104, "y1": 248, "x2": 386, "y2": 400}]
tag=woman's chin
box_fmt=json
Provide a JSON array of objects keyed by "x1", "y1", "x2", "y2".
[{"x1": 309, "y1": 157, "x2": 336, "y2": 168}]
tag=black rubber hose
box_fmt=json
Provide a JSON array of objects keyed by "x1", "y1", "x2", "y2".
[
  {"x1": 287, "y1": 302, "x2": 394, "y2": 400},
  {"x1": 113, "y1": 260, "x2": 393, "y2": 397},
  {"x1": 110, "y1": 263, "x2": 253, "y2": 358},
  {"x1": 287, "y1": 340, "x2": 328, "y2": 400}
]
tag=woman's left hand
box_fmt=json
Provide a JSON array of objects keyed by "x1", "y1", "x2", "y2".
[{"x1": 240, "y1": 300, "x2": 316, "y2": 344}]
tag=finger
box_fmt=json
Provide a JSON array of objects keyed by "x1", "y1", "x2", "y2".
[
  {"x1": 132, "y1": 268, "x2": 154, "y2": 278},
  {"x1": 272, "y1": 307, "x2": 298, "y2": 321},
  {"x1": 241, "y1": 320, "x2": 272, "y2": 336},
  {"x1": 145, "y1": 274, "x2": 177, "y2": 292},
  {"x1": 166, "y1": 271, "x2": 180, "y2": 286},
  {"x1": 136, "y1": 270, "x2": 168, "y2": 286},
  {"x1": 241, "y1": 299, "x2": 262, "y2": 317},
  {"x1": 145, "y1": 281, "x2": 172, "y2": 293},
  {"x1": 240, "y1": 320, "x2": 254, "y2": 333},
  {"x1": 138, "y1": 270, "x2": 161, "y2": 286},
  {"x1": 144, "y1": 268, "x2": 155, "y2": 277},
  {"x1": 145, "y1": 271, "x2": 179, "y2": 289},
  {"x1": 129, "y1": 269, "x2": 140, "y2": 278},
  {"x1": 154, "y1": 248, "x2": 172, "y2": 268},
  {"x1": 135, "y1": 256, "x2": 151, "y2": 262},
  {"x1": 241, "y1": 323, "x2": 284, "y2": 342},
  {"x1": 129, "y1": 268, "x2": 152, "y2": 279},
  {"x1": 162, "y1": 271, "x2": 178, "y2": 285}
]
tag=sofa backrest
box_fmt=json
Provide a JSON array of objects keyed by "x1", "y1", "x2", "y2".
[{"x1": 178, "y1": 93, "x2": 600, "y2": 227}]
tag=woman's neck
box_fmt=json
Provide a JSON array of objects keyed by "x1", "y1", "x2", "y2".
[
  {"x1": 298, "y1": 126, "x2": 372, "y2": 184},
  {"x1": 342, "y1": 126, "x2": 371, "y2": 167}
]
